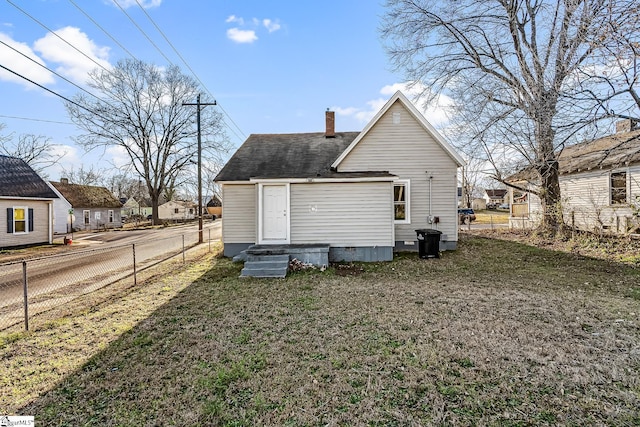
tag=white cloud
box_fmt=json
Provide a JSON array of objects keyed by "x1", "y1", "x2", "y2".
[
  {"x1": 335, "y1": 82, "x2": 455, "y2": 128},
  {"x1": 0, "y1": 32, "x2": 55, "y2": 88},
  {"x1": 225, "y1": 15, "x2": 281, "y2": 43},
  {"x1": 263, "y1": 19, "x2": 281, "y2": 33},
  {"x1": 33, "y1": 26, "x2": 111, "y2": 84},
  {"x1": 105, "y1": 145, "x2": 130, "y2": 169},
  {"x1": 226, "y1": 28, "x2": 258, "y2": 44},
  {"x1": 225, "y1": 15, "x2": 244, "y2": 25},
  {"x1": 110, "y1": 0, "x2": 161, "y2": 9}
]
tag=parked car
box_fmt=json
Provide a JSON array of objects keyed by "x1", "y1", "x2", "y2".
[
  {"x1": 498, "y1": 203, "x2": 510, "y2": 210},
  {"x1": 458, "y1": 208, "x2": 476, "y2": 224}
]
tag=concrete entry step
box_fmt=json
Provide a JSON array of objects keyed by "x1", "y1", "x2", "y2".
[{"x1": 240, "y1": 254, "x2": 290, "y2": 278}]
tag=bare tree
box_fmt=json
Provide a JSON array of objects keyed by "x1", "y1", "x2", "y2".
[
  {"x1": 59, "y1": 164, "x2": 105, "y2": 186},
  {"x1": 381, "y1": 0, "x2": 637, "y2": 233},
  {"x1": 573, "y1": 1, "x2": 640, "y2": 123},
  {"x1": 0, "y1": 132, "x2": 66, "y2": 176},
  {"x1": 65, "y1": 59, "x2": 229, "y2": 224}
]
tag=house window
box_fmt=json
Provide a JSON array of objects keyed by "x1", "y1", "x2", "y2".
[
  {"x1": 13, "y1": 207, "x2": 27, "y2": 233},
  {"x1": 611, "y1": 172, "x2": 627, "y2": 204},
  {"x1": 83, "y1": 210, "x2": 90, "y2": 225},
  {"x1": 108, "y1": 210, "x2": 114, "y2": 222},
  {"x1": 189, "y1": 208, "x2": 194, "y2": 215},
  {"x1": 174, "y1": 208, "x2": 179, "y2": 214},
  {"x1": 95, "y1": 211, "x2": 101, "y2": 220},
  {"x1": 392, "y1": 112, "x2": 401, "y2": 124},
  {"x1": 394, "y1": 180, "x2": 410, "y2": 223}
]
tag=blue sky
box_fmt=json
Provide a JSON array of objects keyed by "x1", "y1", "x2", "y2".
[{"x1": 0, "y1": 0, "x2": 450, "y2": 179}]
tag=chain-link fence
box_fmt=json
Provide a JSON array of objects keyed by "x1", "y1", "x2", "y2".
[{"x1": 0, "y1": 229, "x2": 216, "y2": 331}]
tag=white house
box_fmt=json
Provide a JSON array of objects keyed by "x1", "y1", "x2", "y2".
[
  {"x1": 214, "y1": 91, "x2": 465, "y2": 261},
  {"x1": 0, "y1": 155, "x2": 58, "y2": 248},
  {"x1": 158, "y1": 200, "x2": 196, "y2": 221},
  {"x1": 507, "y1": 119, "x2": 640, "y2": 233}
]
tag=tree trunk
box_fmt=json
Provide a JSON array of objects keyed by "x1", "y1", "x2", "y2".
[{"x1": 534, "y1": 97, "x2": 562, "y2": 233}]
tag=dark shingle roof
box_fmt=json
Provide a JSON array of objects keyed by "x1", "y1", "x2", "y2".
[
  {"x1": 0, "y1": 155, "x2": 58, "y2": 199},
  {"x1": 50, "y1": 181, "x2": 122, "y2": 208},
  {"x1": 507, "y1": 129, "x2": 640, "y2": 182},
  {"x1": 485, "y1": 189, "x2": 507, "y2": 198},
  {"x1": 559, "y1": 129, "x2": 640, "y2": 174},
  {"x1": 215, "y1": 132, "x2": 394, "y2": 181}
]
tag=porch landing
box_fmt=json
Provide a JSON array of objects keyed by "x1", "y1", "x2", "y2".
[{"x1": 237, "y1": 244, "x2": 330, "y2": 278}]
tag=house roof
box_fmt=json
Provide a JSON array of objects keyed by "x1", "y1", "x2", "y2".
[
  {"x1": 331, "y1": 91, "x2": 466, "y2": 168},
  {"x1": 507, "y1": 128, "x2": 640, "y2": 182},
  {"x1": 485, "y1": 189, "x2": 507, "y2": 198},
  {"x1": 0, "y1": 155, "x2": 58, "y2": 199},
  {"x1": 559, "y1": 128, "x2": 640, "y2": 174},
  {"x1": 49, "y1": 181, "x2": 122, "y2": 208},
  {"x1": 215, "y1": 132, "x2": 396, "y2": 181}
]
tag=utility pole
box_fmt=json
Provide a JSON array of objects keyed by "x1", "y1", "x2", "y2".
[{"x1": 182, "y1": 94, "x2": 216, "y2": 243}]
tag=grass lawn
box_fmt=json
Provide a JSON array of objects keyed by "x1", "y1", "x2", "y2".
[
  {"x1": 474, "y1": 210, "x2": 510, "y2": 224},
  {"x1": 1, "y1": 235, "x2": 639, "y2": 425}
]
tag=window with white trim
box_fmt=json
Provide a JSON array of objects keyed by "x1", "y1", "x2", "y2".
[
  {"x1": 83, "y1": 210, "x2": 90, "y2": 225},
  {"x1": 611, "y1": 171, "x2": 627, "y2": 204},
  {"x1": 394, "y1": 180, "x2": 410, "y2": 223},
  {"x1": 108, "y1": 210, "x2": 114, "y2": 222}
]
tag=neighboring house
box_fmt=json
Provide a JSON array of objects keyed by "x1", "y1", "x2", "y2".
[
  {"x1": 158, "y1": 200, "x2": 197, "y2": 221},
  {"x1": 121, "y1": 197, "x2": 153, "y2": 219},
  {"x1": 484, "y1": 189, "x2": 507, "y2": 206},
  {"x1": 507, "y1": 119, "x2": 640, "y2": 232},
  {"x1": 472, "y1": 198, "x2": 487, "y2": 211},
  {"x1": 206, "y1": 195, "x2": 222, "y2": 218},
  {"x1": 215, "y1": 91, "x2": 465, "y2": 261},
  {"x1": 0, "y1": 155, "x2": 58, "y2": 248},
  {"x1": 49, "y1": 179, "x2": 123, "y2": 231}
]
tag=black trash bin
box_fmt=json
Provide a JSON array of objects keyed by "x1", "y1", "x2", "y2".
[{"x1": 415, "y1": 229, "x2": 442, "y2": 259}]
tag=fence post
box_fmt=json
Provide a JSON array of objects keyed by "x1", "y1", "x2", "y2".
[
  {"x1": 132, "y1": 243, "x2": 137, "y2": 287},
  {"x1": 490, "y1": 215, "x2": 494, "y2": 231},
  {"x1": 208, "y1": 229, "x2": 211, "y2": 253},
  {"x1": 182, "y1": 235, "x2": 186, "y2": 264},
  {"x1": 22, "y1": 261, "x2": 29, "y2": 331}
]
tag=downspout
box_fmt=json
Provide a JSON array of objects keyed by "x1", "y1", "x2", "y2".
[{"x1": 427, "y1": 171, "x2": 434, "y2": 224}]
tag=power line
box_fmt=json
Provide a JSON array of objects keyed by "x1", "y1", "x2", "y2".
[
  {"x1": 6, "y1": 0, "x2": 112, "y2": 76},
  {"x1": 67, "y1": 0, "x2": 137, "y2": 59},
  {"x1": 112, "y1": 0, "x2": 174, "y2": 65},
  {"x1": 0, "y1": 39, "x2": 103, "y2": 102},
  {"x1": 133, "y1": 0, "x2": 247, "y2": 141},
  {"x1": 0, "y1": 63, "x2": 107, "y2": 120},
  {"x1": 0, "y1": 114, "x2": 73, "y2": 125}
]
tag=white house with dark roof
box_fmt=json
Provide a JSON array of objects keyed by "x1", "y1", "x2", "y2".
[
  {"x1": 215, "y1": 91, "x2": 465, "y2": 262},
  {"x1": 507, "y1": 119, "x2": 640, "y2": 232},
  {"x1": 0, "y1": 155, "x2": 58, "y2": 248}
]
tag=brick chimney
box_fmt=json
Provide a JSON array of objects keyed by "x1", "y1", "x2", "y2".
[
  {"x1": 325, "y1": 109, "x2": 335, "y2": 138},
  {"x1": 60, "y1": 177, "x2": 69, "y2": 184}
]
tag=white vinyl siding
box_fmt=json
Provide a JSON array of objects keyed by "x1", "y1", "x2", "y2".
[
  {"x1": 1, "y1": 200, "x2": 52, "y2": 247},
  {"x1": 221, "y1": 184, "x2": 256, "y2": 243},
  {"x1": 337, "y1": 101, "x2": 458, "y2": 242},
  {"x1": 289, "y1": 182, "x2": 393, "y2": 247},
  {"x1": 560, "y1": 169, "x2": 635, "y2": 231}
]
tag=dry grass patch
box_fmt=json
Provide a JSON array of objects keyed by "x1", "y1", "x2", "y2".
[{"x1": 2, "y1": 236, "x2": 640, "y2": 425}]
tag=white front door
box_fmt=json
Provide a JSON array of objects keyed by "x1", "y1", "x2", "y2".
[{"x1": 261, "y1": 184, "x2": 288, "y2": 242}]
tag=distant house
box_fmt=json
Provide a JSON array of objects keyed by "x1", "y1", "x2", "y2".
[
  {"x1": 507, "y1": 119, "x2": 640, "y2": 232},
  {"x1": 121, "y1": 197, "x2": 153, "y2": 219},
  {"x1": 0, "y1": 155, "x2": 58, "y2": 248},
  {"x1": 158, "y1": 200, "x2": 197, "y2": 221},
  {"x1": 215, "y1": 91, "x2": 465, "y2": 261},
  {"x1": 483, "y1": 189, "x2": 507, "y2": 206},
  {"x1": 49, "y1": 179, "x2": 123, "y2": 231},
  {"x1": 206, "y1": 195, "x2": 222, "y2": 219}
]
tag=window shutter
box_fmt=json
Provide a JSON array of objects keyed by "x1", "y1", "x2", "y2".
[
  {"x1": 7, "y1": 208, "x2": 13, "y2": 233},
  {"x1": 28, "y1": 208, "x2": 34, "y2": 232}
]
